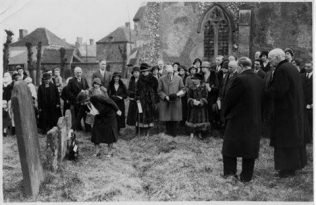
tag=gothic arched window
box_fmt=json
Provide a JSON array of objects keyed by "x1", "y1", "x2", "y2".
[{"x1": 202, "y1": 6, "x2": 232, "y2": 61}]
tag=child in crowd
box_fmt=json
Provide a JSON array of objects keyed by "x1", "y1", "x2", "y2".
[{"x1": 186, "y1": 73, "x2": 210, "y2": 139}]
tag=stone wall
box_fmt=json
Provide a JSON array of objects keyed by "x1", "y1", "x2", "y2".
[
  {"x1": 135, "y1": 2, "x2": 312, "y2": 66},
  {"x1": 251, "y1": 2, "x2": 312, "y2": 62}
]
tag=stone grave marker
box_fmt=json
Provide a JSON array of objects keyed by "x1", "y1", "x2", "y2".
[
  {"x1": 46, "y1": 127, "x2": 59, "y2": 171},
  {"x1": 11, "y1": 81, "x2": 44, "y2": 198}
]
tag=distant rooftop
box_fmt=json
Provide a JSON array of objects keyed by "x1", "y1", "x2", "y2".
[
  {"x1": 97, "y1": 26, "x2": 135, "y2": 44},
  {"x1": 11, "y1": 27, "x2": 73, "y2": 48}
]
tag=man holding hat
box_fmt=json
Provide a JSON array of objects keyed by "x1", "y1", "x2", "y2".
[
  {"x1": 37, "y1": 72, "x2": 61, "y2": 134},
  {"x1": 158, "y1": 64, "x2": 185, "y2": 137}
]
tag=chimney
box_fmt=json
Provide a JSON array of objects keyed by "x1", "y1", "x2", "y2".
[
  {"x1": 89, "y1": 39, "x2": 94, "y2": 45},
  {"x1": 19, "y1": 29, "x2": 28, "y2": 40},
  {"x1": 125, "y1": 22, "x2": 130, "y2": 28},
  {"x1": 75, "y1": 37, "x2": 83, "y2": 48}
]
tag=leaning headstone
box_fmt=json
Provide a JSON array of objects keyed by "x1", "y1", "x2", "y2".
[
  {"x1": 57, "y1": 116, "x2": 67, "y2": 161},
  {"x1": 46, "y1": 127, "x2": 59, "y2": 171},
  {"x1": 11, "y1": 81, "x2": 44, "y2": 198},
  {"x1": 57, "y1": 109, "x2": 72, "y2": 161}
]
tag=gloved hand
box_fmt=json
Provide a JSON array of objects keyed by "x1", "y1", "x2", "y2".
[
  {"x1": 169, "y1": 93, "x2": 178, "y2": 101},
  {"x1": 212, "y1": 103, "x2": 218, "y2": 112}
]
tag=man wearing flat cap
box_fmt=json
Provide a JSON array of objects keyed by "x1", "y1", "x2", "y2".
[
  {"x1": 158, "y1": 65, "x2": 185, "y2": 137},
  {"x1": 37, "y1": 72, "x2": 61, "y2": 134}
]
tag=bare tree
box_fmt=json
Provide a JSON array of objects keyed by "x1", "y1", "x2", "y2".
[
  {"x1": 25, "y1": 42, "x2": 34, "y2": 80},
  {"x1": 36, "y1": 41, "x2": 42, "y2": 85},
  {"x1": 3, "y1": 30, "x2": 14, "y2": 72},
  {"x1": 118, "y1": 44, "x2": 127, "y2": 78}
]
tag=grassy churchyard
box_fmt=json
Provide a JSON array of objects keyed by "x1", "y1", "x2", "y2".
[{"x1": 3, "y1": 126, "x2": 313, "y2": 202}]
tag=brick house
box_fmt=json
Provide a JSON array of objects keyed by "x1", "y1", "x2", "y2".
[{"x1": 96, "y1": 23, "x2": 136, "y2": 76}]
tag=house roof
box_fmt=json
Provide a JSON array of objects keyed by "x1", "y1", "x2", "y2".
[
  {"x1": 11, "y1": 27, "x2": 73, "y2": 48},
  {"x1": 42, "y1": 48, "x2": 82, "y2": 64},
  {"x1": 8, "y1": 48, "x2": 27, "y2": 65},
  {"x1": 133, "y1": 6, "x2": 146, "y2": 22},
  {"x1": 97, "y1": 26, "x2": 135, "y2": 43},
  {"x1": 78, "y1": 44, "x2": 96, "y2": 57}
]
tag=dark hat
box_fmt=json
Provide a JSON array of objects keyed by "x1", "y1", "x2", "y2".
[
  {"x1": 193, "y1": 58, "x2": 202, "y2": 65},
  {"x1": 189, "y1": 66, "x2": 197, "y2": 73},
  {"x1": 12, "y1": 71, "x2": 20, "y2": 79},
  {"x1": 126, "y1": 63, "x2": 133, "y2": 67},
  {"x1": 260, "y1": 51, "x2": 269, "y2": 58},
  {"x1": 76, "y1": 91, "x2": 89, "y2": 104},
  {"x1": 191, "y1": 73, "x2": 203, "y2": 81},
  {"x1": 178, "y1": 65, "x2": 186, "y2": 72},
  {"x1": 132, "y1": 66, "x2": 140, "y2": 74},
  {"x1": 113, "y1": 72, "x2": 122, "y2": 77},
  {"x1": 140, "y1": 63, "x2": 151, "y2": 72},
  {"x1": 172, "y1": 62, "x2": 180, "y2": 67},
  {"x1": 201, "y1": 61, "x2": 211, "y2": 68},
  {"x1": 42, "y1": 73, "x2": 51, "y2": 80},
  {"x1": 284, "y1": 48, "x2": 294, "y2": 57},
  {"x1": 92, "y1": 77, "x2": 102, "y2": 85},
  {"x1": 151, "y1": 65, "x2": 159, "y2": 72},
  {"x1": 16, "y1": 65, "x2": 23, "y2": 70}
]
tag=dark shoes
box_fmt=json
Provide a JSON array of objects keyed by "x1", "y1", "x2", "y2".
[{"x1": 277, "y1": 170, "x2": 296, "y2": 178}]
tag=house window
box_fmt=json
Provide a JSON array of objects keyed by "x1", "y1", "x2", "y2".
[{"x1": 203, "y1": 6, "x2": 232, "y2": 61}]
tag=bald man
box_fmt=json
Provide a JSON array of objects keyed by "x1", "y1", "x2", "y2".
[
  {"x1": 68, "y1": 66, "x2": 90, "y2": 130},
  {"x1": 267, "y1": 48, "x2": 306, "y2": 178},
  {"x1": 222, "y1": 57, "x2": 264, "y2": 182},
  {"x1": 220, "y1": 61, "x2": 239, "y2": 103}
]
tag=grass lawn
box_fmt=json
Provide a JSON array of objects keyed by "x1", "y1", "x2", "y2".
[{"x1": 2, "y1": 126, "x2": 313, "y2": 202}]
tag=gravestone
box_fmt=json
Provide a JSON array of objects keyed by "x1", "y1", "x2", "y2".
[
  {"x1": 11, "y1": 81, "x2": 44, "y2": 198},
  {"x1": 46, "y1": 127, "x2": 59, "y2": 171},
  {"x1": 57, "y1": 109, "x2": 72, "y2": 161}
]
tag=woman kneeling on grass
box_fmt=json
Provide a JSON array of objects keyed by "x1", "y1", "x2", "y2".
[
  {"x1": 77, "y1": 92, "x2": 122, "y2": 157},
  {"x1": 186, "y1": 73, "x2": 210, "y2": 139}
]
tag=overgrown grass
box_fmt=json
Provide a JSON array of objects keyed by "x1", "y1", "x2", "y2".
[{"x1": 2, "y1": 127, "x2": 313, "y2": 202}]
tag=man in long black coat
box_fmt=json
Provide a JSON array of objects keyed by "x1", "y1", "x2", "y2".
[
  {"x1": 301, "y1": 62, "x2": 313, "y2": 144},
  {"x1": 267, "y1": 48, "x2": 307, "y2": 178},
  {"x1": 38, "y1": 73, "x2": 61, "y2": 133},
  {"x1": 68, "y1": 67, "x2": 89, "y2": 131},
  {"x1": 222, "y1": 57, "x2": 264, "y2": 182}
]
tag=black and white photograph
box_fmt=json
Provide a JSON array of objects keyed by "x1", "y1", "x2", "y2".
[{"x1": 0, "y1": 0, "x2": 314, "y2": 203}]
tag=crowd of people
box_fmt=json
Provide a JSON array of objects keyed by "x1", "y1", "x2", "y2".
[{"x1": 2, "y1": 47, "x2": 313, "y2": 182}]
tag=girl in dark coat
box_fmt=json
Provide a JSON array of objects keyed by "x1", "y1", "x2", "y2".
[
  {"x1": 38, "y1": 73, "x2": 61, "y2": 134},
  {"x1": 77, "y1": 92, "x2": 121, "y2": 157},
  {"x1": 127, "y1": 67, "x2": 140, "y2": 127},
  {"x1": 108, "y1": 72, "x2": 128, "y2": 133},
  {"x1": 186, "y1": 73, "x2": 210, "y2": 139}
]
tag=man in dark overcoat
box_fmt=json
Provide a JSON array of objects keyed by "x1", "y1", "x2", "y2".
[
  {"x1": 222, "y1": 57, "x2": 264, "y2": 182},
  {"x1": 38, "y1": 73, "x2": 61, "y2": 133},
  {"x1": 68, "y1": 67, "x2": 90, "y2": 131},
  {"x1": 267, "y1": 48, "x2": 307, "y2": 178},
  {"x1": 301, "y1": 62, "x2": 313, "y2": 144}
]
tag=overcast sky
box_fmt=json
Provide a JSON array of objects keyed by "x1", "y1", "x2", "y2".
[{"x1": 0, "y1": 0, "x2": 144, "y2": 44}]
